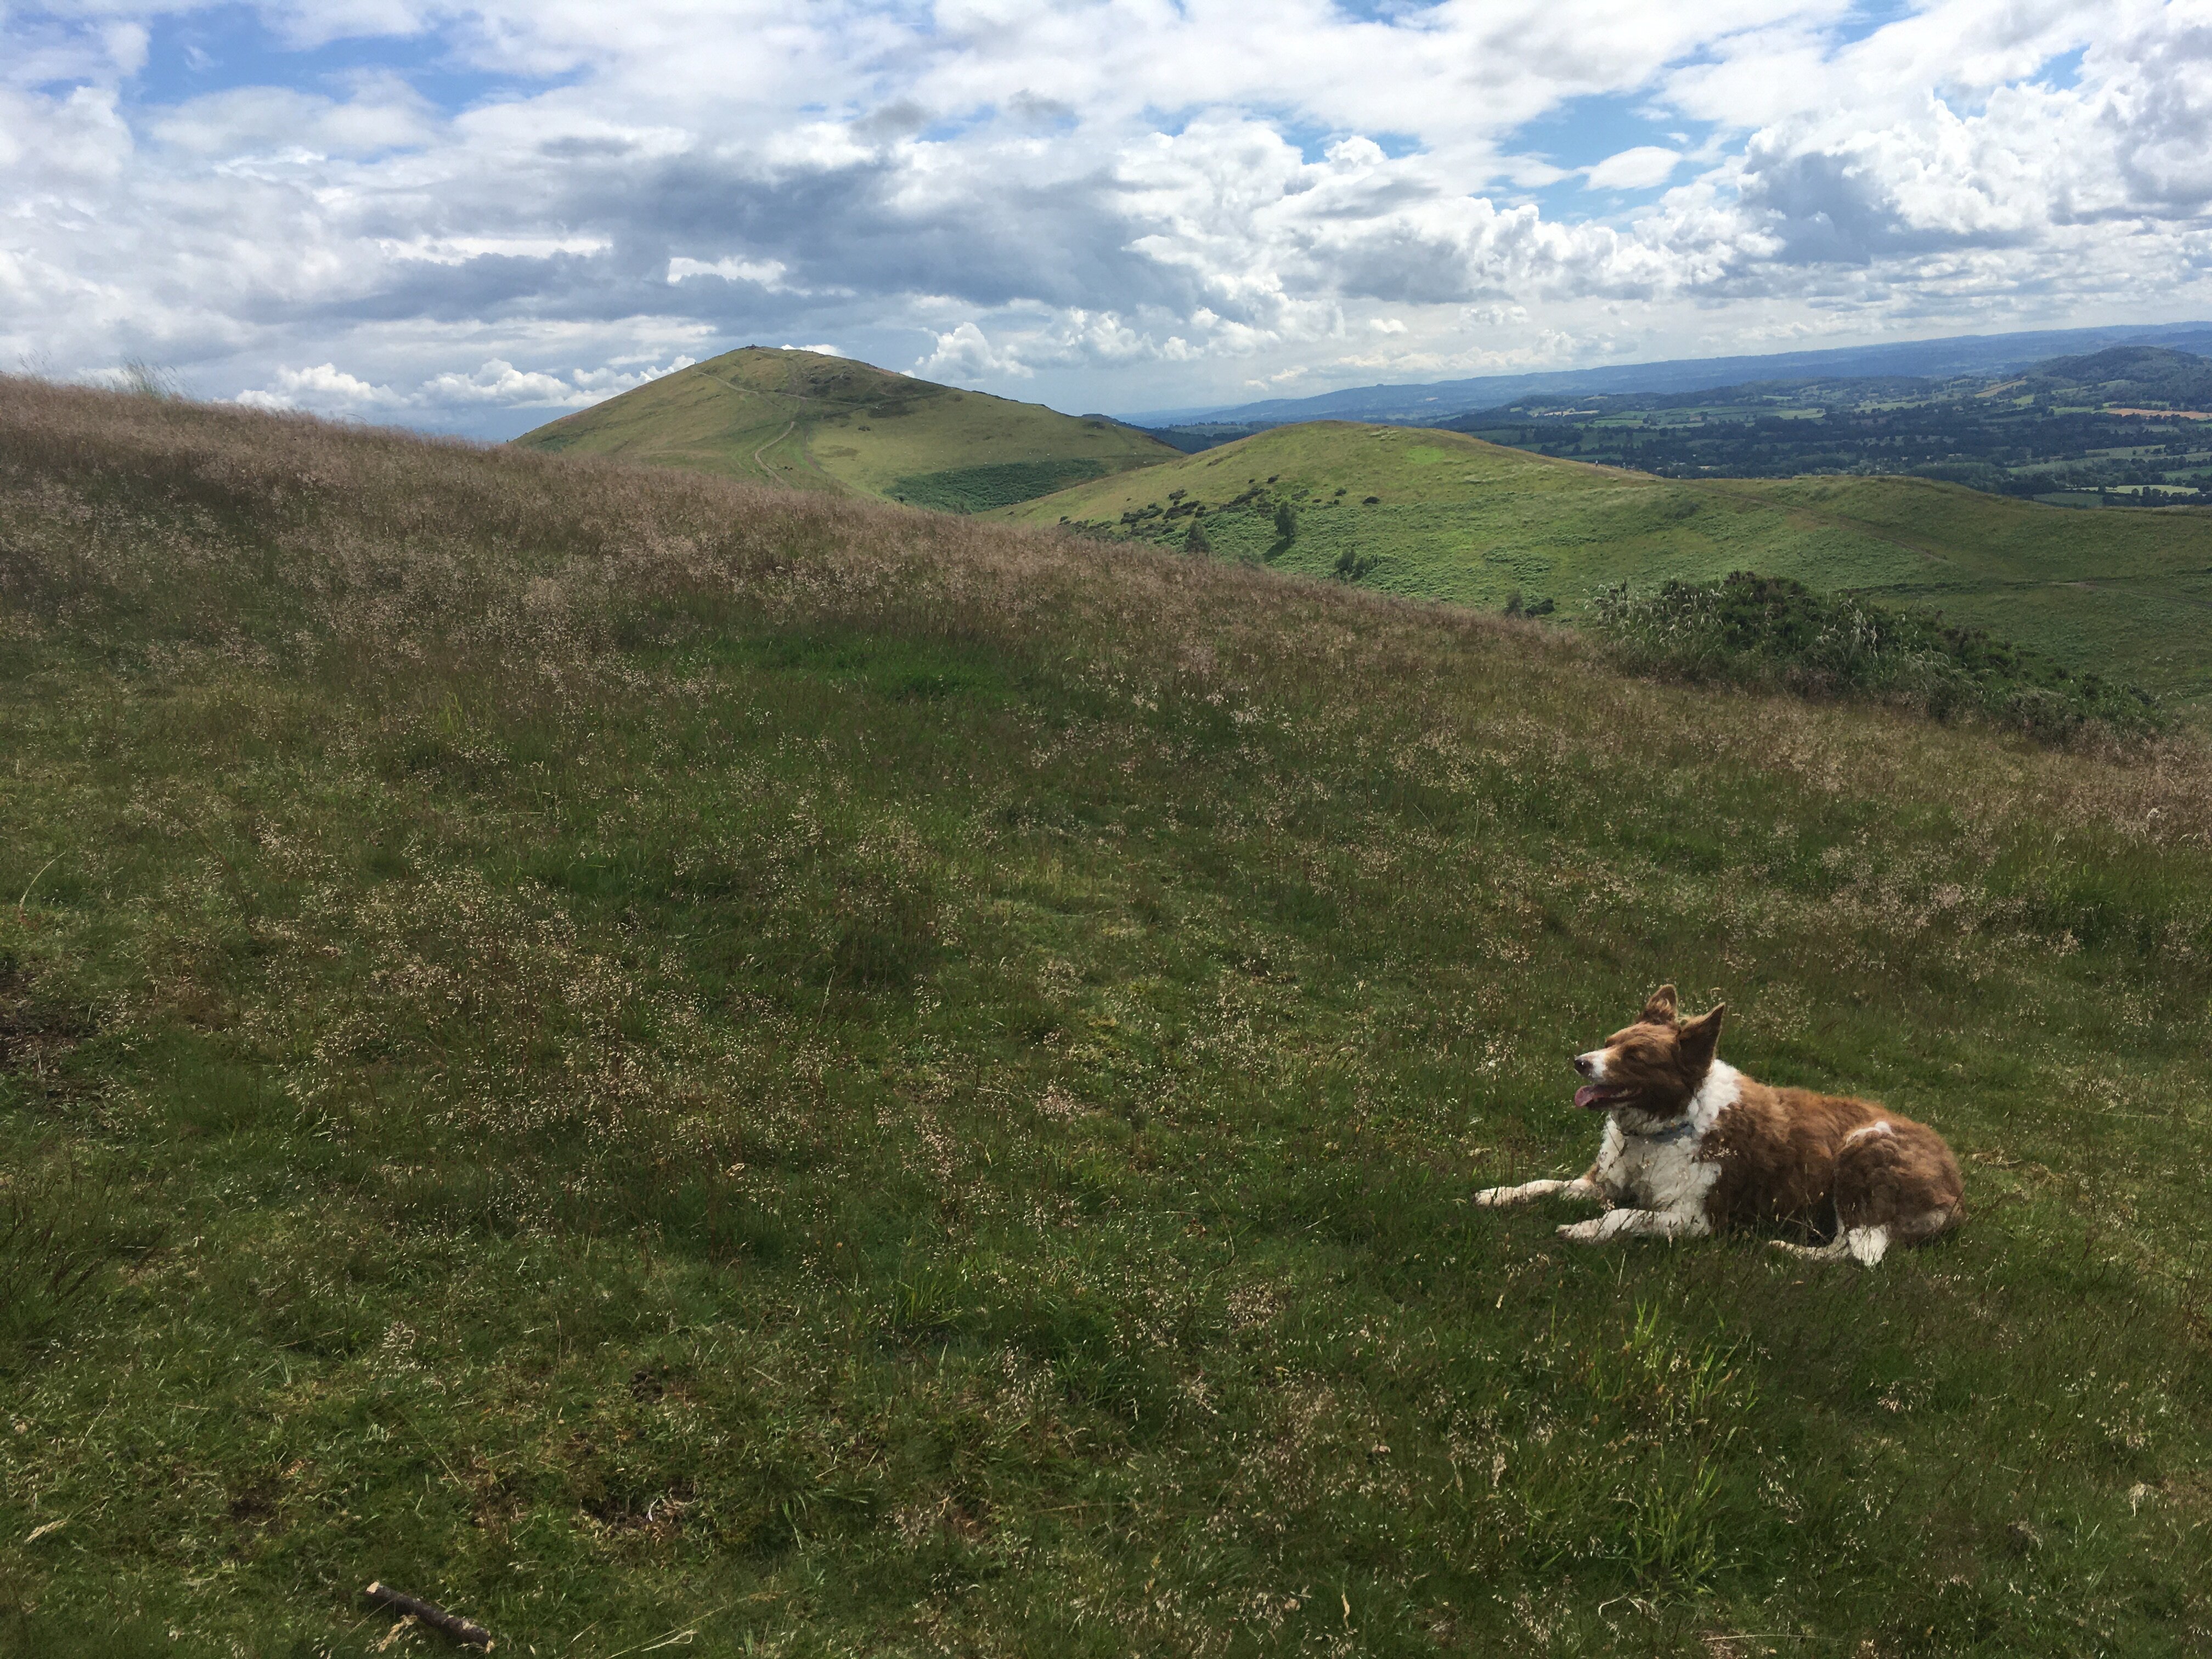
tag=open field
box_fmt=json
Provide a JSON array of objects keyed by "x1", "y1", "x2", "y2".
[
  {"x1": 5, "y1": 381, "x2": 2212, "y2": 1655},
  {"x1": 514, "y1": 347, "x2": 1175, "y2": 506},
  {"x1": 1000, "y1": 422, "x2": 2212, "y2": 710}
]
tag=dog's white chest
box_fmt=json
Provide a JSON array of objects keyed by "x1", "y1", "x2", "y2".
[
  {"x1": 1594, "y1": 1126, "x2": 1712, "y2": 1211},
  {"x1": 1593, "y1": 1063, "x2": 1739, "y2": 1215}
]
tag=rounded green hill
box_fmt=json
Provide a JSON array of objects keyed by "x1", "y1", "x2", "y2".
[
  {"x1": 513, "y1": 346, "x2": 1177, "y2": 506},
  {"x1": 999, "y1": 419, "x2": 2212, "y2": 710}
]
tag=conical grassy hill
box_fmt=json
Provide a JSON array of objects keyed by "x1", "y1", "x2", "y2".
[
  {"x1": 4, "y1": 379, "x2": 2211, "y2": 1654},
  {"x1": 514, "y1": 345, "x2": 1176, "y2": 508}
]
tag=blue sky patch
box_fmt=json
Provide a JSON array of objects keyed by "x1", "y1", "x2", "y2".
[
  {"x1": 125, "y1": 5, "x2": 564, "y2": 115},
  {"x1": 1510, "y1": 94, "x2": 1694, "y2": 172},
  {"x1": 2038, "y1": 45, "x2": 2086, "y2": 91}
]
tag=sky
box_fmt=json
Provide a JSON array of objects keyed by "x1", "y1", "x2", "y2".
[{"x1": 5, "y1": 1, "x2": 2212, "y2": 436}]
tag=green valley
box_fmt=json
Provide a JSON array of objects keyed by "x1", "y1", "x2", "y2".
[
  {"x1": 514, "y1": 346, "x2": 1176, "y2": 506},
  {"x1": 1443, "y1": 346, "x2": 2212, "y2": 505},
  {"x1": 1001, "y1": 421, "x2": 2212, "y2": 711}
]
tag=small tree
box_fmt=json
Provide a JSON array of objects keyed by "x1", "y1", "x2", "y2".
[
  {"x1": 1184, "y1": 519, "x2": 1212, "y2": 556},
  {"x1": 1272, "y1": 501, "x2": 1298, "y2": 541}
]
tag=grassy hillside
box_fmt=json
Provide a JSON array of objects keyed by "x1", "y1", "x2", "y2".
[
  {"x1": 5, "y1": 380, "x2": 2212, "y2": 1656},
  {"x1": 514, "y1": 346, "x2": 1175, "y2": 506},
  {"x1": 1001, "y1": 422, "x2": 2212, "y2": 710}
]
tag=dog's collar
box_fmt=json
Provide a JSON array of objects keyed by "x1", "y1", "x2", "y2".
[{"x1": 1622, "y1": 1116, "x2": 1699, "y2": 1144}]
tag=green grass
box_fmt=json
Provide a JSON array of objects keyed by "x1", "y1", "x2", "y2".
[
  {"x1": 5, "y1": 379, "x2": 2212, "y2": 1655},
  {"x1": 514, "y1": 347, "x2": 1174, "y2": 504},
  {"x1": 1001, "y1": 422, "x2": 2212, "y2": 712}
]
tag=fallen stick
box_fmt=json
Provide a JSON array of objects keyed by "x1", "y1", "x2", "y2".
[{"x1": 364, "y1": 1582, "x2": 495, "y2": 1650}]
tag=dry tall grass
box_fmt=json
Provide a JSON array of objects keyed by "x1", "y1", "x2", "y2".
[{"x1": 8, "y1": 374, "x2": 2208, "y2": 843}]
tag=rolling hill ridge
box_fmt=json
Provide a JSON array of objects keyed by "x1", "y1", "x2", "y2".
[
  {"x1": 1000, "y1": 421, "x2": 2212, "y2": 711},
  {"x1": 1121, "y1": 318, "x2": 2212, "y2": 427},
  {"x1": 514, "y1": 346, "x2": 1177, "y2": 507},
  {"x1": 510, "y1": 346, "x2": 2212, "y2": 715}
]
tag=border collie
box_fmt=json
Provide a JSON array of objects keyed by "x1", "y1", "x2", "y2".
[{"x1": 1473, "y1": 986, "x2": 1962, "y2": 1266}]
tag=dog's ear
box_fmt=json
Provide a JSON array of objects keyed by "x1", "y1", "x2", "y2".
[
  {"x1": 1638, "y1": 984, "x2": 1680, "y2": 1026},
  {"x1": 1678, "y1": 1003, "x2": 1725, "y2": 1068}
]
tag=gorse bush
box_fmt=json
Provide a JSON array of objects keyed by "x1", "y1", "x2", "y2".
[{"x1": 1588, "y1": 570, "x2": 2165, "y2": 741}]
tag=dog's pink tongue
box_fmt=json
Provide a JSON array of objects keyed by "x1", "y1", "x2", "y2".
[{"x1": 1573, "y1": 1084, "x2": 1613, "y2": 1110}]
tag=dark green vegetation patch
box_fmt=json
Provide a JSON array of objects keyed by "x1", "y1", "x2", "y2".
[
  {"x1": 4, "y1": 379, "x2": 2212, "y2": 1656},
  {"x1": 1590, "y1": 572, "x2": 2166, "y2": 741},
  {"x1": 890, "y1": 456, "x2": 1110, "y2": 512}
]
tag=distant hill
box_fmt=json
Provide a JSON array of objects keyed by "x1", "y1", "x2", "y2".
[
  {"x1": 2021, "y1": 345, "x2": 2212, "y2": 409},
  {"x1": 1124, "y1": 320, "x2": 2212, "y2": 429},
  {"x1": 1442, "y1": 346, "x2": 2212, "y2": 504},
  {"x1": 514, "y1": 346, "x2": 1176, "y2": 509},
  {"x1": 998, "y1": 421, "x2": 2212, "y2": 709}
]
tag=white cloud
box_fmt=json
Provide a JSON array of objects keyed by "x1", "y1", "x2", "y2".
[
  {"x1": 667, "y1": 255, "x2": 793, "y2": 289},
  {"x1": 5, "y1": 0, "x2": 2212, "y2": 428},
  {"x1": 917, "y1": 321, "x2": 1031, "y2": 381},
  {"x1": 232, "y1": 353, "x2": 697, "y2": 417},
  {"x1": 1585, "y1": 146, "x2": 1682, "y2": 191},
  {"x1": 422, "y1": 359, "x2": 583, "y2": 404},
  {"x1": 571, "y1": 354, "x2": 696, "y2": 391},
  {"x1": 386, "y1": 235, "x2": 614, "y2": 265},
  {"x1": 234, "y1": 362, "x2": 405, "y2": 411}
]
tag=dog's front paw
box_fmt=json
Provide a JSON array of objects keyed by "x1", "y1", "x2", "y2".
[
  {"x1": 1556, "y1": 1218, "x2": 1608, "y2": 1243},
  {"x1": 1471, "y1": 1187, "x2": 1514, "y2": 1208}
]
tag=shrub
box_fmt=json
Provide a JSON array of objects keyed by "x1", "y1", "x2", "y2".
[{"x1": 1586, "y1": 571, "x2": 2164, "y2": 742}]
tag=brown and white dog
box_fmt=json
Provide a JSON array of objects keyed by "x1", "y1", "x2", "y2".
[{"x1": 1474, "y1": 985, "x2": 1962, "y2": 1266}]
